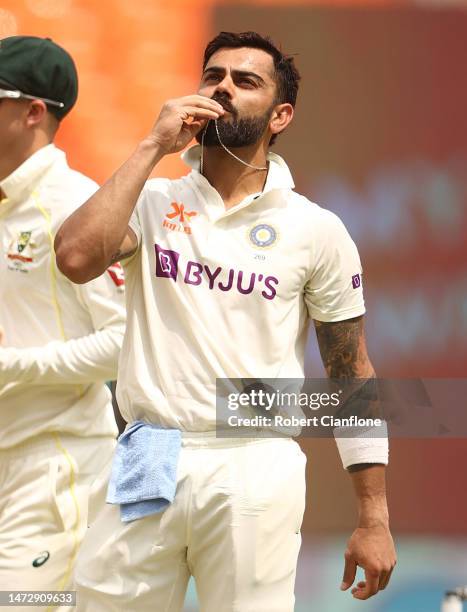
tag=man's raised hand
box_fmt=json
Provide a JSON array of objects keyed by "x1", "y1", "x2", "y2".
[{"x1": 147, "y1": 95, "x2": 224, "y2": 154}]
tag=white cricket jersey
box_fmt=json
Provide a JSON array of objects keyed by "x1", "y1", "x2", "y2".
[
  {"x1": 118, "y1": 145, "x2": 366, "y2": 434},
  {"x1": 0, "y1": 144, "x2": 125, "y2": 448}
]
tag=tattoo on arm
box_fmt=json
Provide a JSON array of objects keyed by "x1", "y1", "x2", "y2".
[
  {"x1": 314, "y1": 316, "x2": 371, "y2": 379},
  {"x1": 314, "y1": 316, "x2": 381, "y2": 423}
]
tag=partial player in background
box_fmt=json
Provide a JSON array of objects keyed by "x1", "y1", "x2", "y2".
[
  {"x1": 56, "y1": 31, "x2": 395, "y2": 611},
  {"x1": 0, "y1": 36, "x2": 125, "y2": 609}
]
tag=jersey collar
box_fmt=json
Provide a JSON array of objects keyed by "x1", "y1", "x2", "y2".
[
  {"x1": 0, "y1": 144, "x2": 65, "y2": 207},
  {"x1": 181, "y1": 144, "x2": 295, "y2": 213}
]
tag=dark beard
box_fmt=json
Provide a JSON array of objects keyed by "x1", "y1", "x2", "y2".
[{"x1": 195, "y1": 108, "x2": 273, "y2": 148}]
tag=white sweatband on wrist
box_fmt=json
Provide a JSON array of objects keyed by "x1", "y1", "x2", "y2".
[{"x1": 334, "y1": 421, "x2": 389, "y2": 469}]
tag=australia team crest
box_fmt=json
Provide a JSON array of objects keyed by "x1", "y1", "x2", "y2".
[{"x1": 7, "y1": 230, "x2": 35, "y2": 272}]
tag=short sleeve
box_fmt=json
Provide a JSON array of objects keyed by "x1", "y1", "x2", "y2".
[
  {"x1": 304, "y1": 211, "x2": 365, "y2": 322},
  {"x1": 128, "y1": 206, "x2": 142, "y2": 247},
  {"x1": 127, "y1": 181, "x2": 152, "y2": 248}
]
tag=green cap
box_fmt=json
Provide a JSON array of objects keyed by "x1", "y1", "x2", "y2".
[{"x1": 0, "y1": 35, "x2": 78, "y2": 120}]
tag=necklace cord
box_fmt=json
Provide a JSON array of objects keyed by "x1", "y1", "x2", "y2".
[{"x1": 200, "y1": 119, "x2": 268, "y2": 174}]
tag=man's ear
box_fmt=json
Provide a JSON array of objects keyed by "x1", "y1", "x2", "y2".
[
  {"x1": 269, "y1": 103, "x2": 294, "y2": 138},
  {"x1": 25, "y1": 99, "x2": 48, "y2": 128}
]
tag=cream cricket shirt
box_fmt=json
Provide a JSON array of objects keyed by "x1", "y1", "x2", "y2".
[
  {"x1": 0, "y1": 145, "x2": 125, "y2": 448},
  {"x1": 120, "y1": 145, "x2": 388, "y2": 466}
]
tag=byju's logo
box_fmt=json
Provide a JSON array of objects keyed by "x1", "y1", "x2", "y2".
[
  {"x1": 154, "y1": 243, "x2": 279, "y2": 300},
  {"x1": 352, "y1": 273, "x2": 362, "y2": 289},
  {"x1": 155, "y1": 244, "x2": 179, "y2": 281}
]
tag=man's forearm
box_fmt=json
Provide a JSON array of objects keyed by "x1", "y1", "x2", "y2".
[
  {"x1": 55, "y1": 139, "x2": 164, "y2": 282},
  {"x1": 313, "y1": 304, "x2": 395, "y2": 598},
  {"x1": 313, "y1": 317, "x2": 389, "y2": 467},
  {"x1": 0, "y1": 324, "x2": 124, "y2": 386},
  {"x1": 348, "y1": 463, "x2": 389, "y2": 527}
]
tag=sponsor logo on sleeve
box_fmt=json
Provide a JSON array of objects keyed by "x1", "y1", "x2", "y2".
[
  {"x1": 352, "y1": 273, "x2": 362, "y2": 289},
  {"x1": 32, "y1": 551, "x2": 50, "y2": 567}
]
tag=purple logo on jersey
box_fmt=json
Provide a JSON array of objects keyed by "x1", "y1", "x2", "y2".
[
  {"x1": 155, "y1": 244, "x2": 179, "y2": 281},
  {"x1": 352, "y1": 273, "x2": 361, "y2": 289},
  {"x1": 154, "y1": 243, "x2": 279, "y2": 300}
]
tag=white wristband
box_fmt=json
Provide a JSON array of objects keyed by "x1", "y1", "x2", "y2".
[{"x1": 334, "y1": 421, "x2": 389, "y2": 469}]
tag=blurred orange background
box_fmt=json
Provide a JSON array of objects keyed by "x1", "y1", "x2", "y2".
[{"x1": 1, "y1": 0, "x2": 425, "y2": 183}]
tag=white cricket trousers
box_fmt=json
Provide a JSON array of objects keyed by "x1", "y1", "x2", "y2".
[
  {"x1": 75, "y1": 434, "x2": 307, "y2": 612},
  {"x1": 0, "y1": 432, "x2": 116, "y2": 612}
]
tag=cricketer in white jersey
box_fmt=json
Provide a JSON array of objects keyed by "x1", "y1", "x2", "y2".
[
  {"x1": 0, "y1": 36, "x2": 125, "y2": 610},
  {"x1": 56, "y1": 31, "x2": 396, "y2": 611}
]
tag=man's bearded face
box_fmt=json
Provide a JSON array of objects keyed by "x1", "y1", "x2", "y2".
[{"x1": 196, "y1": 92, "x2": 273, "y2": 148}]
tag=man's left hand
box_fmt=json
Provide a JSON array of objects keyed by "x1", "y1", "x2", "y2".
[{"x1": 340, "y1": 522, "x2": 396, "y2": 599}]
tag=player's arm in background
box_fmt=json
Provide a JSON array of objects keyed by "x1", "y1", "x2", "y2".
[
  {"x1": 314, "y1": 315, "x2": 397, "y2": 601},
  {"x1": 0, "y1": 267, "x2": 126, "y2": 388},
  {"x1": 54, "y1": 96, "x2": 224, "y2": 283}
]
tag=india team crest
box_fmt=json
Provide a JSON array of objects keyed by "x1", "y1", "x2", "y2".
[{"x1": 248, "y1": 223, "x2": 278, "y2": 249}]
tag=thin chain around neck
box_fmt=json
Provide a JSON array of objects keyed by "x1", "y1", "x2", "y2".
[{"x1": 200, "y1": 119, "x2": 268, "y2": 174}]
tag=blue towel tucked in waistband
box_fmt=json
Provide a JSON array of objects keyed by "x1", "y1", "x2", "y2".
[{"x1": 106, "y1": 420, "x2": 182, "y2": 523}]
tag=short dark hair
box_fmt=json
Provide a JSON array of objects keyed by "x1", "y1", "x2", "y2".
[{"x1": 202, "y1": 31, "x2": 300, "y2": 145}]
